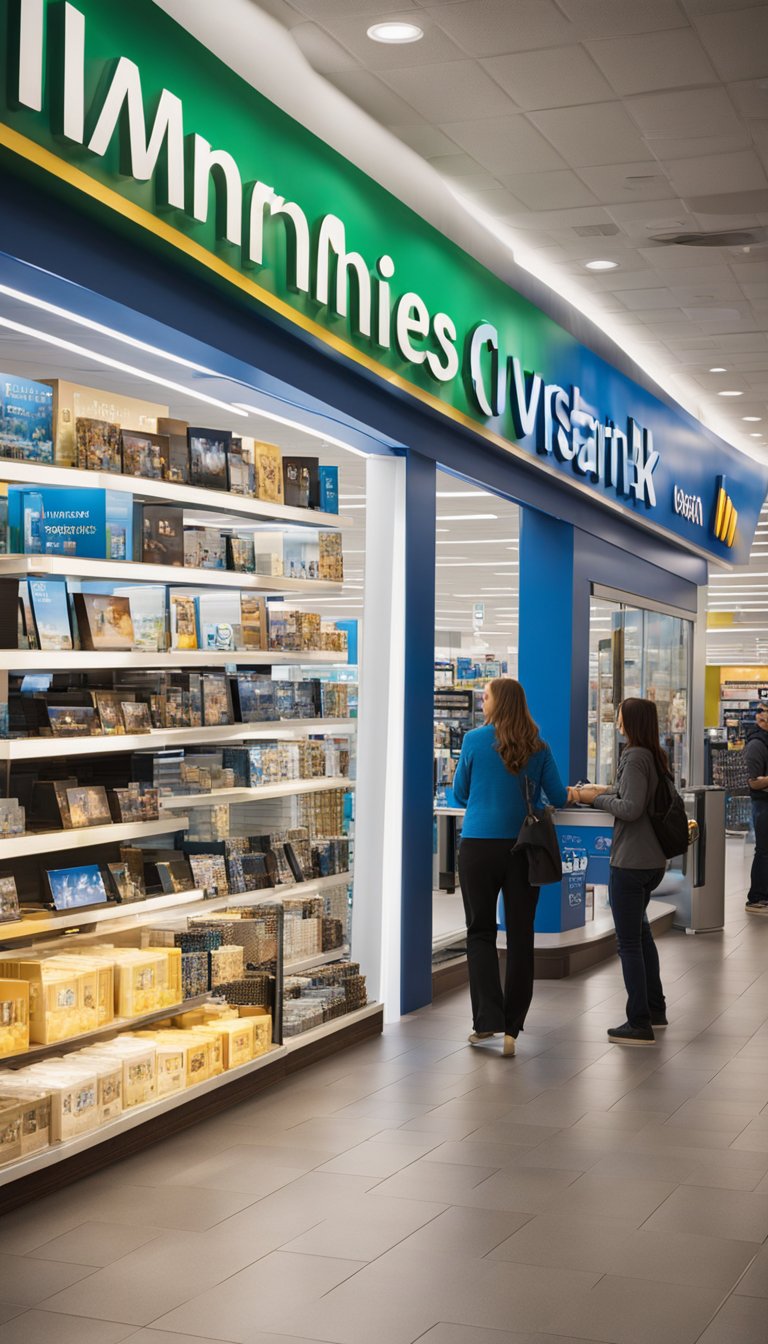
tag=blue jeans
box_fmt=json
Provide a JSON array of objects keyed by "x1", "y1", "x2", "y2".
[
  {"x1": 748, "y1": 801, "x2": 768, "y2": 904},
  {"x1": 609, "y1": 866, "x2": 666, "y2": 1029}
]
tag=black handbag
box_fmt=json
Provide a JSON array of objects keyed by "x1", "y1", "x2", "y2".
[{"x1": 513, "y1": 773, "x2": 563, "y2": 886}]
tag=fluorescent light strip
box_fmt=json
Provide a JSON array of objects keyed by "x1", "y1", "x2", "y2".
[
  {"x1": 0, "y1": 282, "x2": 221, "y2": 377},
  {"x1": 0, "y1": 313, "x2": 248, "y2": 417},
  {"x1": 232, "y1": 402, "x2": 369, "y2": 456},
  {"x1": 437, "y1": 513, "x2": 498, "y2": 521},
  {"x1": 436, "y1": 490, "x2": 493, "y2": 498},
  {"x1": 436, "y1": 538, "x2": 517, "y2": 546}
]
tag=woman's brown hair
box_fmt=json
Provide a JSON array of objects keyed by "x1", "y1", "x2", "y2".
[
  {"x1": 620, "y1": 697, "x2": 670, "y2": 779},
  {"x1": 487, "y1": 678, "x2": 543, "y2": 774}
]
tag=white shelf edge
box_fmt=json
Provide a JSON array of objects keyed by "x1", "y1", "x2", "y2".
[
  {"x1": 0, "y1": 887, "x2": 206, "y2": 945},
  {"x1": 0, "y1": 1043, "x2": 286, "y2": 1187},
  {"x1": 285, "y1": 946, "x2": 350, "y2": 974},
  {"x1": 282, "y1": 1002, "x2": 381, "y2": 1051},
  {"x1": 161, "y1": 777, "x2": 355, "y2": 808},
  {"x1": 0, "y1": 650, "x2": 348, "y2": 672},
  {"x1": 0, "y1": 459, "x2": 352, "y2": 530},
  {"x1": 0, "y1": 815, "x2": 188, "y2": 861},
  {"x1": 0, "y1": 555, "x2": 343, "y2": 593},
  {"x1": 0, "y1": 717, "x2": 355, "y2": 760}
]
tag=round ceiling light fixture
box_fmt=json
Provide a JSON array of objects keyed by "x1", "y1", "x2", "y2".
[
  {"x1": 367, "y1": 21, "x2": 424, "y2": 42},
  {"x1": 584, "y1": 259, "x2": 618, "y2": 270}
]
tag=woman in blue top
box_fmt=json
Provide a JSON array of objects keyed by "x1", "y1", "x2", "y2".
[{"x1": 452, "y1": 677, "x2": 567, "y2": 1057}]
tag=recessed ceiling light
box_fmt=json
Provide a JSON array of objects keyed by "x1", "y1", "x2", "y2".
[
  {"x1": 709, "y1": 367, "x2": 727, "y2": 373},
  {"x1": 584, "y1": 260, "x2": 618, "y2": 271},
  {"x1": 751, "y1": 433, "x2": 763, "y2": 438},
  {"x1": 743, "y1": 416, "x2": 762, "y2": 422},
  {"x1": 367, "y1": 21, "x2": 424, "y2": 42},
  {"x1": 718, "y1": 390, "x2": 743, "y2": 396}
]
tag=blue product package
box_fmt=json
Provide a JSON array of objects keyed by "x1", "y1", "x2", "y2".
[
  {"x1": 318, "y1": 465, "x2": 339, "y2": 514},
  {"x1": 0, "y1": 375, "x2": 53, "y2": 462},
  {"x1": 27, "y1": 578, "x2": 73, "y2": 650}
]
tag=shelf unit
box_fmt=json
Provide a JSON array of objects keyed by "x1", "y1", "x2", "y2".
[
  {"x1": 0, "y1": 815, "x2": 188, "y2": 860},
  {"x1": 0, "y1": 718, "x2": 355, "y2": 761},
  {"x1": 0, "y1": 992, "x2": 214, "y2": 1069},
  {"x1": 0, "y1": 459, "x2": 353, "y2": 530},
  {"x1": 0, "y1": 554, "x2": 343, "y2": 593},
  {"x1": 0, "y1": 447, "x2": 373, "y2": 1196},
  {"x1": 161, "y1": 778, "x2": 355, "y2": 810},
  {"x1": 0, "y1": 872, "x2": 352, "y2": 947}
]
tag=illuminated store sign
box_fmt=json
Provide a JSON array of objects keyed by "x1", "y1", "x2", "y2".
[{"x1": 0, "y1": 0, "x2": 765, "y2": 561}]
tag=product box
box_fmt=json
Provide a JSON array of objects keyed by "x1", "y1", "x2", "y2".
[
  {"x1": 14, "y1": 1064, "x2": 98, "y2": 1140},
  {"x1": 45, "y1": 380, "x2": 167, "y2": 468},
  {"x1": 253, "y1": 441, "x2": 283, "y2": 504},
  {"x1": 0, "y1": 1087, "x2": 51, "y2": 1156},
  {"x1": 8, "y1": 485, "x2": 134, "y2": 560},
  {"x1": 156, "y1": 418, "x2": 191, "y2": 483},
  {"x1": 141, "y1": 505, "x2": 185, "y2": 567},
  {"x1": 318, "y1": 465, "x2": 339, "y2": 514},
  {"x1": 0, "y1": 375, "x2": 54, "y2": 463},
  {"x1": 196, "y1": 1017, "x2": 257, "y2": 1070},
  {"x1": 0, "y1": 979, "x2": 29, "y2": 1056},
  {"x1": 76, "y1": 417, "x2": 121, "y2": 473},
  {"x1": 86, "y1": 1039, "x2": 157, "y2": 1109}
]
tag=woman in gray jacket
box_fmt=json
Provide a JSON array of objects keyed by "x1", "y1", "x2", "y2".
[{"x1": 572, "y1": 698, "x2": 668, "y2": 1047}]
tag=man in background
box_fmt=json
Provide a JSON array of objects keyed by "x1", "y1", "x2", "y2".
[{"x1": 744, "y1": 701, "x2": 768, "y2": 914}]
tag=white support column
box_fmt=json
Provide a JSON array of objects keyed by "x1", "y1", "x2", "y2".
[
  {"x1": 351, "y1": 454, "x2": 406, "y2": 1020},
  {"x1": 690, "y1": 579, "x2": 708, "y2": 786}
]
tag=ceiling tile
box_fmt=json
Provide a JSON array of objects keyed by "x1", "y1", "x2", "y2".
[
  {"x1": 291, "y1": 22, "x2": 361, "y2": 71},
  {"x1": 651, "y1": 132, "x2": 753, "y2": 160},
  {"x1": 672, "y1": 280, "x2": 745, "y2": 304},
  {"x1": 480, "y1": 45, "x2": 614, "y2": 110},
  {"x1": 501, "y1": 169, "x2": 599, "y2": 209},
  {"x1": 695, "y1": 6, "x2": 768, "y2": 81},
  {"x1": 290, "y1": 0, "x2": 419, "y2": 15},
  {"x1": 731, "y1": 261, "x2": 768, "y2": 284},
  {"x1": 432, "y1": 154, "x2": 502, "y2": 188},
  {"x1": 393, "y1": 123, "x2": 462, "y2": 156},
  {"x1": 528, "y1": 103, "x2": 655, "y2": 166},
  {"x1": 326, "y1": 68, "x2": 424, "y2": 122},
  {"x1": 423, "y1": 0, "x2": 575, "y2": 57},
  {"x1": 626, "y1": 86, "x2": 746, "y2": 142},
  {"x1": 584, "y1": 268, "x2": 664, "y2": 289},
  {"x1": 439, "y1": 113, "x2": 567, "y2": 171},
  {"x1": 454, "y1": 186, "x2": 529, "y2": 217},
  {"x1": 576, "y1": 162, "x2": 673, "y2": 203},
  {"x1": 614, "y1": 287, "x2": 680, "y2": 309},
  {"x1": 381, "y1": 59, "x2": 518, "y2": 120},
  {"x1": 251, "y1": 0, "x2": 306, "y2": 24},
  {"x1": 318, "y1": 10, "x2": 466, "y2": 66},
  {"x1": 662, "y1": 150, "x2": 768, "y2": 197},
  {"x1": 557, "y1": 0, "x2": 688, "y2": 38},
  {"x1": 586, "y1": 29, "x2": 718, "y2": 95}
]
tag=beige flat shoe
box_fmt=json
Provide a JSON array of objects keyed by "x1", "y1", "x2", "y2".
[
  {"x1": 468, "y1": 1031, "x2": 495, "y2": 1045},
  {"x1": 503, "y1": 1035, "x2": 516, "y2": 1057}
]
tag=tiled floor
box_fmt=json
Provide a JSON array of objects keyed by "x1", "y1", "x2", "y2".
[{"x1": 0, "y1": 840, "x2": 767, "y2": 1343}]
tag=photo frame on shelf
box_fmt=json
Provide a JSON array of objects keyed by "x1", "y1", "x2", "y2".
[
  {"x1": 45, "y1": 864, "x2": 110, "y2": 911},
  {"x1": 92, "y1": 690, "x2": 131, "y2": 735},
  {"x1": 141, "y1": 505, "x2": 185, "y2": 567},
  {"x1": 117, "y1": 846, "x2": 147, "y2": 902},
  {"x1": 73, "y1": 594, "x2": 135, "y2": 651},
  {"x1": 121, "y1": 701, "x2": 152, "y2": 735},
  {"x1": 156, "y1": 418, "x2": 191, "y2": 483},
  {"x1": 188, "y1": 427, "x2": 230, "y2": 491},
  {"x1": 47, "y1": 705, "x2": 99, "y2": 737},
  {"x1": 156, "y1": 857, "x2": 195, "y2": 894},
  {"x1": 0, "y1": 875, "x2": 20, "y2": 924},
  {"x1": 254, "y1": 440, "x2": 284, "y2": 504},
  {"x1": 121, "y1": 430, "x2": 164, "y2": 479},
  {"x1": 75, "y1": 417, "x2": 122, "y2": 473},
  {"x1": 27, "y1": 579, "x2": 73, "y2": 651},
  {"x1": 170, "y1": 593, "x2": 198, "y2": 650},
  {"x1": 65, "y1": 786, "x2": 112, "y2": 829}
]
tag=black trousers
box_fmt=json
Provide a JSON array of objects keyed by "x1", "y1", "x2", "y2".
[
  {"x1": 609, "y1": 866, "x2": 666, "y2": 1029},
  {"x1": 458, "y1": 839, "x2": 539, "y2": 1037}
]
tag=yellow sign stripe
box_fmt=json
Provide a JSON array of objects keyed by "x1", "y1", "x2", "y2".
[
  {"x1": 714, "y1": 486, "x2": 727, "y2": 539},
  {"x1": 726, "y1": 505, "x2": 738, "y2": 548}
]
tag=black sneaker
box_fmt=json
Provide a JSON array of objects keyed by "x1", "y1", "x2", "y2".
[
  {"x1": 607, "y1": 1021, "x2": 656, "y2": 1046},
  {"x1": 651, "y1": 1013, "x2": 668, "y2": 1028}
]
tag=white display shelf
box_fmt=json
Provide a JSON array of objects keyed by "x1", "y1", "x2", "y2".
[
  {"x1": 0, "y1": 1042, "x2": 286, "y2": 1188},
  {"x1": 0, "y1": 554, "x2": 343, "y2": 594},
  {"x1": 0, "y1": 993, "x2": 214, "y2": 1070},
  {"x1": 283, "y1": 1002, "x2": 381, "y2": 1051},
  {"x1": 0, "y1": 873, "x2": 353, "y2": 947},
  {"x1": 0, "y1": 815, "x2": 188, "y2": 860},
  {"x1": 161, "y1": 777, "x2": 355, "y2": 809},
  {"x1": 0, "y1": 888, "x2": 206, "y2": 945},
  {"x1": 285, "y1": 946, "x2": 350, "y2": 975},
  {"x1": 0, "y1": 459, "x2": 352, "y2": 530},
  {"x1": 0, "y1": 650, "x2": 348, "y2": 673},
  {"x1": 0, "y1": 716, "x2": 354, "y2": 760}
]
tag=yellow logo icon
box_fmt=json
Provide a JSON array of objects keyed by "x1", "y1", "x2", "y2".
[{"x1": 713, "y1": 477, "x2": 738, "y2": 547}]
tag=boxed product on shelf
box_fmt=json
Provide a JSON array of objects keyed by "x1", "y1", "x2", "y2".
[
  {"x1": 84, "y1": 1038, "x2": 157, "y2": 1108},
  {"x1": 188, "y1": 428, "x2": 230, "y2": 491},
  {"x1": 253, "y1": 441, "x2": 283, "y2": 504},
  {"x1": 126, "y1": 587, "x2": 168, "y2": 652},
  {"x1": 58, "y1": 1052, "x2": 123, "y2": 1125},
  {"x1": 74, "y1": 594, "x2": 135, "y2": 651},
  {"x1": 0, "y1": 980, "x2": 29, "y2": 1057},
  {"x1": 47, "y1": 381, "x2": 167, "y2": 469},
  {"x1": 42, "y1": 956, "x2": 114, "y2": 1028},
  {"x1": 195, "y1": 1016, "x2": 257, "y2": 1069},
  {"x1": 183, "y1": 526, "x2": 226, "y2": 570},
  {"x1": 123, "y1": 1034, "x2": 186, "y2": 1096},
  {"x1": 8, "y1": 485, "x2": 134, "y2": 560},
  {"x1": 76, "y1": 417, "x2": 122, "y2": 473},
  {"x1": 268, "y1": 610, "x2": 321, "y2": 653},
  {"x1": 0, "y1": 1087, "x2": 51, "y2": 1156},
  {"x1": 225, "y1": 533, "x2": 255, "y2": 573},
  {"x1": 121, "y1": 431, "x2": 165, "y2": 480},
  {"x1": 2, "y1": 962, "x2": 92, "y2": 1045},
  {"x1": 320, "y1": 621, "x2": 348, "y2": 654},
  {"x1": 283, "y1": 456, "x2": 319, "y2": 510},
  {"x1": 227, "y1": 441, "x2": 256, "y2": 496},
  {"x1": 156, "y1": 418, "x2": 191, "y2": 483},
  {"x1": 210, "y1": 945, "x2": 244, "y2": 987},
  {"x1": 0, "y1": 799, "x2": 25, "y2": 837},
  {"x1": 141, "y1": 505, "x2": 185, "y2": 567},
  {"x1": 27, "y1": 578, "x2": 73, "y2": 651},
  {"x1": 109, "y1": 783, "x2": 160, "y2": 823},
  {"x1": 70, "y1": 946, "x2": 181, "y2": 1018},
  {"x1": 0, "y1": 877, "x2": 20, "y2": 925},
  {"x1": 318, "y1": 532, "x2": 343, "y2": 583},
  {"x1": 0, "y1": 374, "x2": 54, "y2": 463},
  {"x1": 239, "y1": 595, "x2": 268, "y2": 651},
  {"x1": 318, "y1": 465, "x2": 338, "y2": 514},
  {"x1": 8, "y1": 1063, "x2": 99, "y2": 1140}
]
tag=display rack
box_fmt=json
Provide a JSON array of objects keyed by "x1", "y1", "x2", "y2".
[{"x1": 0, "y1": 438, "x2": 371, "y2": 1195}]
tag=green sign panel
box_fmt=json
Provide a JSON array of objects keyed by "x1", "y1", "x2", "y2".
[{"x1": 0, "y1": 0, "x2": 765, "y2": 561}]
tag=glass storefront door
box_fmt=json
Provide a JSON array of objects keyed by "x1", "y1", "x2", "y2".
[{"x1": 588, "y1": 595, "x2": 692, "y2": 787}]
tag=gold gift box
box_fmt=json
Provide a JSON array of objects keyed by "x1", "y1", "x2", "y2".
[
  {"x1": 0, "y1": 979, "x2": 29, "y2": 1056},
  {"x1": 196, "y1": 1018, "x2": 256, "y2": 1070},
  {"x1": 142, "y1": 1030, "x2": 213, "y2": 1085},
  {"x1": 126, "y1": 1034, "x2": 185, "y2": 1096},
  {"x1": 46, "y1": 956, "x2": 114, "y2": 1027},
  {"x1": 0, "y1": 1098, "x2": 22, "y2": 1165},
  {"x1": 2, "y1": 963, "x2": 87, "y2": 1045},
  {"x1": 86, "y1": 1040, "x2": 157, "y2": 1109},
  {"x1": 15, "y1": 1065, "x2": 99, "y2": 1141},
  {"x1": 0, "y1": 1087, "x2": 51, "y2": 1155},
  {"x1": 68, "y1": 1052, "x2": 123, "y2": 1124}
]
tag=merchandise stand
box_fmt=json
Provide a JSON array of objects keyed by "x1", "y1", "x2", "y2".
[{"x1": 0, "y1": 451, "x2": 377, "y2": 1198}]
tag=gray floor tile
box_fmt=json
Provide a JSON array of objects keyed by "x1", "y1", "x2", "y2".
[
  {"x1": 643, "y1": 1184, "x2": 768, "y2": 1242},
  {"x1": 534, "y1": 1173, "x2": 677, "y2": 1226},
  {"x1": 316, "y1": 1140, "x2": 429, "y2": 1178},
  {"x1": 544, "y1": 1273, "x2": 724, "y2": 1344},
  {"x1": 415, "y1": 1326, "x2": 541, "y2": 1344},
  {"x1": 150, "y1": 1250, "x2": 365, "y2": 1340},
  {"x1": 281, "y1": 1194, "x2": 447, "y2": 1260},
  {"x1": 399, "y1": 1206, "x2": 530, "y2": 1259},
  {"x1": 369, "y1": 1159, "x2": 499, "y2": 1202},
  {"x1": 0, "y1": 1255, "x2": 95, "y2": 1306},
  {"x1": 0, "y1": 1313, "x2": 135, "y2": 1344},
  {"x1": 54, "y1": 1182, "x2": 258, "y2": 1232},
  {"x1": 735, "y1": 1240, "x2": 768, "y2": 1297},
  {"x1": 161, "y1": 1147, "x2": 304, "y2": 1195},
  {"x1": 682, "y1": 1148, "x2": 768, "y2": 1191},
  {"x1": 28, "y1": 1223, "x2": 161, "y2": 1268},
  {"x1": 696, "y1": 1294, "x2": 768, "y2": 1343}
]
